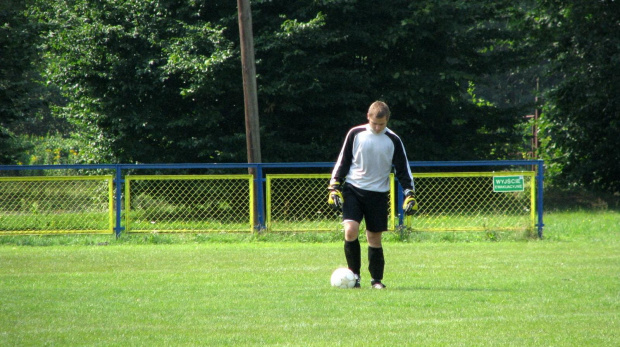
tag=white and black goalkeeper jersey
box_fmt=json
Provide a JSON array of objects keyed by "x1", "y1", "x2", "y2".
[{"x1": 331, "y1": 124, "x2": 414, "y2": 193}]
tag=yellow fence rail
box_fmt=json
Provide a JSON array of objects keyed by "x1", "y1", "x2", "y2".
[{"x1": 0, "y1": 176, "x2": 114, "y2": 235}]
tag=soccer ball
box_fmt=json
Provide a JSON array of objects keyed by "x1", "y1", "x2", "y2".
[{"x1": 330, "y1": 267, "x2": 356, "y2": 289}]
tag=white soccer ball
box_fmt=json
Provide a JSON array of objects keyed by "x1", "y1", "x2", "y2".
[{"x1": 330, "y1": 267, "x2": 356, "y2": 289}]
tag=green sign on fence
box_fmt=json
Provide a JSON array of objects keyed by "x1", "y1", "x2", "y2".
[{"x1": 493, "y1": 175, "x2": 524, "y2": 192}]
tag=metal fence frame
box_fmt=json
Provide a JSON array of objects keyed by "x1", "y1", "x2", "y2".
[{"x1": 0, "y1": 160, "x2": 545, "y2": 237}]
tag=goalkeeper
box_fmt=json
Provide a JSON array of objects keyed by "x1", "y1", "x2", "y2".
[{"x1": 328, "y1": 100, "x2": 417, "y2": 289}]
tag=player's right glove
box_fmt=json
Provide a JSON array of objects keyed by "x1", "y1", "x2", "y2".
[
  {"x1": 327, "y1": 182, "x2": 344, "y2": 211},
  {"x1": 402, "y1": 189, "x2": 419, "y2": 215}
]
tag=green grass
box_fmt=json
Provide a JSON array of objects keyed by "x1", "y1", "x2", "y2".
[
  {"x1": 0, "y1": 212, "x2": 111, "y2": 233},
  {"x1": 0, "y1": 211, "x2": 618, "y2": 346}
]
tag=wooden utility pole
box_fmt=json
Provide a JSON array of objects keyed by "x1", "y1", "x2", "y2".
[
  {"x1": 237, "y1": 0, "x2": 262, "y2": 229},
  {"x1": 237, "y1": 0, "x2": 262, "y2": 167}
]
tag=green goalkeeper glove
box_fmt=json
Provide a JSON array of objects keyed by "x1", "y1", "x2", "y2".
[
  {"x1": 327, "y1": 182, "x2": 344, "y2": 211},
  {"x1": 402, "y1": 189, "x2": 418, "y2": 215}
]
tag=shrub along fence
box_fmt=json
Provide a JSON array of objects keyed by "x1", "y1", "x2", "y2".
[{"x1": 0, "y1": 160, "x2": 545, "y2": 237}]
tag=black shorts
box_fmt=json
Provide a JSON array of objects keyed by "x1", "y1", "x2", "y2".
[{"x1": 342, "y1": 183, "x2": 389, "y2": 233}]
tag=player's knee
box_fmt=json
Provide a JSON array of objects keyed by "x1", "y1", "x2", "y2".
[
  {"x1": 344, "y1": 229, "x2": 360, "y2": 241},
  {"x1": 366, "y1": 230, "x2": 383, "y2": 247},
  {"x1": 344, "y1": 221, "x2": 360, "y2": 241}
]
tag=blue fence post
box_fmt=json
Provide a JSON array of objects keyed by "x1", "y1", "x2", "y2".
[
  {"x1": 255, "y1": 163, "x2": 266, "y2": 232},
  {"x1": 114, "y1": 164, "x2": 124, "y2": 238},
  {"x1": 396, "y1": 182, "x2": 404, "y2": 227},
  {"x1": 536, "y1": 160, "x2": 545, "y2": 238}
]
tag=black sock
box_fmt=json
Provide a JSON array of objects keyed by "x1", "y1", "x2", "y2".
[
  {"x1": 368, "y1": 246, "x2": 385, "y2": 281},
  {"x1": 344, "y1": 238, "x2": 361, "y2": 275}
]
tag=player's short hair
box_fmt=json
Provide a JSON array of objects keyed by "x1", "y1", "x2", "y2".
[{"x1": 368, "y1": 101, "x2": 391, "y2": 119}]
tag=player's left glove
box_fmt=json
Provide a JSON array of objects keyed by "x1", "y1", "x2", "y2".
[
  {"x1": 402, "y1": 189, "x2": 418, "y2": 215},
  {"x1": 327, "y1": 182, "x2": 344, "y2": 211}
]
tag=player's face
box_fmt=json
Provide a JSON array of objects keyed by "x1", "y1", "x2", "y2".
[{"x1": 367, "y1": 114, "x2": 388, "y2": 134}]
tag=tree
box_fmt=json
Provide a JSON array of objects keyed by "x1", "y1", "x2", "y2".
[
  {"x1": 532, "y1": 0, "x2": 620, "y2": 192},
  {"x1": 30, "y1": 0, "x2": 532, "y2": 164},
  {"x1": 32, "y1": 0, "x2": 244, "y2": 163},
  {"x1": 0, "y1": 0, "x2": 38, "y2": 163},
  {"x1": 253, "y1": 0, "x2": 530, "y2": 162}
]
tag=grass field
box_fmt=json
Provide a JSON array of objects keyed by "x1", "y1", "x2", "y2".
[{"x1": 1, "y1": 210, "x2": 618, "y2": 346}]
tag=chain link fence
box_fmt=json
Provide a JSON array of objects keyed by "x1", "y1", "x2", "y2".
[
  {"x1": 0, "y1": 176, "x2": 113, "y2": 234},
  {"x1": 125, "y1": 175, "x2": 254, "y2": 232},
  {"x1": 0, "y1": 161, "x2": 544, "y2": 236},
  {"x1": 406, "y1": 172, "x2": 536, "y2": 232},
  {"x1": 266, "y1": 172, "x2": 534, "y2": 233},
  {"x1": 266, "y1": 174, "x2": 396, "y2": 232}
]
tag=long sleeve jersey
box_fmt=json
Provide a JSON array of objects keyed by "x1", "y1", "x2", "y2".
[{"x1": 331, "y1": 124, "x2": 414, "y2": 193}]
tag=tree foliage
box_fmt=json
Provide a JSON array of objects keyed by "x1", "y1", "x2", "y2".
[
  {"x1": 0, "y1": 0, "x2": 39, "y2": 163},
  {"x1": 5, "y1": 1, "x2": 617, "y2": 192},
  {"x1": 30, "y1": 0, "x2": 243, "y2": 163},
  {"x1": 26, "y1": 0, "x2": 528, "y2": 164},
  {"x1": 531, "y1": 0, "x2": 620, "y2": 192},
  {"x1": 254, "y1": 0, "x2": 529, "y2": 161}
]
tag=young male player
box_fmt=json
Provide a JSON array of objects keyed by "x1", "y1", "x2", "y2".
[{"x1": 328, "y1": 101, "x2": 418, "y2": 289}]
